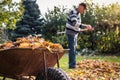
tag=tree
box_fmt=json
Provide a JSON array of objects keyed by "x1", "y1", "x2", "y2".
[
  {"x1": 10, "y1": 0, "x2": 44, "y2": 40},
  {"x1": 0, "y1": 0, "x2": 24, "y2": 42},
  {"x1": 94, "y1": 3, "x2": 120, "y2": 53},
  {"x1": 77, "y1": 0, "x2": 120, "y2": 54},
  {"x1": 42, "y1": 6, "x2": 68, "y2": 48}
]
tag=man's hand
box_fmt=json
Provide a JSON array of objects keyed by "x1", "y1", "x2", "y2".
[
  {"x1": 79, "y1": 25, "x2": 94, "y2": 32},
  {"x1": 86, "y1": 25, "x2": 94, "y2": 31}
]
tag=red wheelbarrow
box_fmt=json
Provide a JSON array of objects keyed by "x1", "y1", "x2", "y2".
[{"x1": 0, "y1": 48, "x2": 70, "y2": 80}]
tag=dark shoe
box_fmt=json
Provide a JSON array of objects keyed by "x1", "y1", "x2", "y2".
[
  {"x1": 69, "y1": 65, "x2": 79, "y2": 69},
  {"x1": 69, "y1": 66, "x2": 76, "y2": 69}
]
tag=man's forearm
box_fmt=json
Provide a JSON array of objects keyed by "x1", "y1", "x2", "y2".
[
  {"x1": 80, "y1": 28, "x2": 88, "y2": 32},
  {"x1": 79, "y1": 24, "x2": 87, "y2": 29}
]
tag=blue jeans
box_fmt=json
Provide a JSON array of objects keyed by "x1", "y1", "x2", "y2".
[{"x1": 67, "y1": 34, "x2": 78, "y2": 68}]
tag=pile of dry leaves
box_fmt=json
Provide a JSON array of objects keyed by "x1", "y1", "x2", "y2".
[{"x1": 68, "y1": 60, "x2": 120, "y2": 80}]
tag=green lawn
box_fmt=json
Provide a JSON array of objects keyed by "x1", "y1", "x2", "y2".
[{"x1": 58, "y1": 54, "x2": 120, "y2": 72}]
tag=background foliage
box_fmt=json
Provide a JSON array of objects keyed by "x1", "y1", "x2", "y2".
[
  {"x1": 0, "y1": 0, "x2": 24, "y2": 42},
  {"x1": 9, "y1": 0, "x2": 44, "y2": 40},
  {"x1": 0, "y1": 0, "x2": 120, "y2": 54},
  {"x1": 42, "y1": 1, "x2": 120, "y2": 54},
  {"x1": 42, "y1": 6, "x2": 68, "y2": 47}
]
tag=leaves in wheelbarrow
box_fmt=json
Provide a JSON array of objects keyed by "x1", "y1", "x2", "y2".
[
  {"x1": 0, "y1": 36, "x2": 63, "y2": 52},
  {"x1": 68, "y1": 59, "x2": 120, "y2": 80}
]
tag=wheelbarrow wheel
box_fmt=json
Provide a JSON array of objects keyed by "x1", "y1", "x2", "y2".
[{"x1": 36, "y1": 67, "x2": 70, "y2": 80}]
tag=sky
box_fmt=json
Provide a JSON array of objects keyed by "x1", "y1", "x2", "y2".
[{"x1": 36, "y1": 0, "x2": 120, "y2": 14}]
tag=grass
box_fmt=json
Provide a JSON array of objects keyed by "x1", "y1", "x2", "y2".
[{"x1": 58, "y1": 53, "x2": 120, "y2": 72}]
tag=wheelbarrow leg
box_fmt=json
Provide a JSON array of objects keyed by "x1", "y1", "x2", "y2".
[
  {"x1": 3, "y1": 77, "x2": 6, "y2": 80},
  {"x1": 43, "y1": 52, "x2": 47, "y2": 80},
  {"x1": 56, "y1": 53, "x2": 60, "y2": 68}
]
